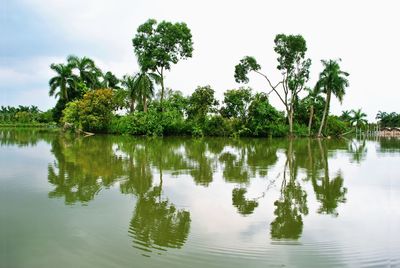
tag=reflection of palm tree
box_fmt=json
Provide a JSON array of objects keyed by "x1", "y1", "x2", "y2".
[
  {"x1": 129, "y1": 186, "x2": 191, "y2": 252},
  {"x1": 311, "y1": 140, "x2": 347, "y2": 216},
  {"x1": 348, "y1": 139, "x2": 367, "y2": 163},
  {"x1": 270, "y1": 141, "x2": 308, "y2": 240}
]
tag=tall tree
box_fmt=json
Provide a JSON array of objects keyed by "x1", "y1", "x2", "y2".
[
  {"x1": 234, "y1": 34, "x2": 311, "y2": 136},
  {"x1": 132, "y1": 19, "x2": 193, "y2": 107},
  {"x1": 49, "y1": 63, "x2": 77, "y2": 101},
  {"x1": 316, "y1": 59, "x2": 349, "y2": 137}
]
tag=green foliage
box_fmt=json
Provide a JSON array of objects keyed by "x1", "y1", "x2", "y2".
[
  {"x1": 325, "y1": 116, "x2": 349, "y2": 136},
  {"x1": 246, "y1": 93, "x2": 286, "y2": 137},
  {"x1": 220, "y1": 87, "x2": 253, "y2": 119},
  {"x1": 62, "y1": 89, "x2": 119, "y2": 132},
  {"x1": 0, "y1": 105, "x2": 54, "y2": 125},
  {"x1": 234, "y1": 56, "x2": 261, "y2": 83},
  {"x1": 132, "y1": 19, "x2": 193, "y2": 102},
  {"x1": 186, "y1": 86, "x2": 219, "y2": 122},
  {"x1": 376, "y1": 111, "x2": 400, "y2": 127}
]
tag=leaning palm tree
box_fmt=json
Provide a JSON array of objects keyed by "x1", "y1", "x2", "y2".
[
  {"x1": 67, "y1": 55, "x2": 101, "y2": 89},
  {"x1": 316, "y1": 59, "x2": 349, "y2": 137},
  {"x1": 49, "y1": 63, "x2": 77, "y2": 101},
  {"x1": 350, "y1": 109, "x2": 367, "y2": 130},
  {"x1": 121, "y1": 75, "x2": 138, "y2": 113},
  {"x1": 131, "y1": 71, "x2": 161, "y2": 112}
]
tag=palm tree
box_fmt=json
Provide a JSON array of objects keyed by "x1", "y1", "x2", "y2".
[
  {"x1": 121, "y1": 75, "x2": 138, "y2": 113},
  {"x1": 131, "y1": 71, "x2": 160, "y2": 112},
  {"x1": 67, "y1": 55, "x2": 101, "y2": 89},
  {"x1": 49, "y1": 63, "x2": 77, "y2": 101},
  {"x1": 101, "y1": 71, "x2": 120, "y2": 89},
  {"x1": 316, "y1": 59, "x2": 349, "y2": 137},
  {"x1": 340, "y1": 110, "x2": 352, "y2": 122},
  {"x1": 304, "y1": 86, "x2": 321, "y2": 136},
  {"x1": 350, "y1": 109, "x2": 367, "y2": 129}
]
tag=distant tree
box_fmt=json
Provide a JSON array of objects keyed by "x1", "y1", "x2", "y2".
[
  {"x1": 316, "y1": 59, "x2": 349, "y2": 137},
  {"x1": 350, "y1": 109, "x2": 367, "y2": 129},
  {"x1": 132, "y1": 19, "x2": 193, "y2": 106},
  {"x1": 235, "y1": 34, "x2": 311, "y2": 136},
  {"x1": 340, "y1": 110, "x2": 352, "y2": 122}
]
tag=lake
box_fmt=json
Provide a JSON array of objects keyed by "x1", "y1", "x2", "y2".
[{"x1": 1, "y1": 128, "x2": 399, "y2": 268}]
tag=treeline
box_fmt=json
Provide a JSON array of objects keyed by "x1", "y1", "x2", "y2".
[
  {"x1": 45, "y1": 18, "x2": 375, "y2": 137},
  {"x1": 0, "y1": 105, "x2": 53, "y2": 124},
  {"x1": 376, "y1": 111, "x2": 400, "y2": 128}
]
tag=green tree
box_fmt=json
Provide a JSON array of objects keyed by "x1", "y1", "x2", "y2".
[
  {"x1": 220, "y1": 87, "x2": 253, "y2": 120},
  {"x1": 121, "y1": 75, "x2": 137, "y2": 113},
  {"x1": 316, "y1": 59, "x2": 349, "y2": 137},
  {"x1": 77, "y1": 89, "x2": 118, "y2": 132},
  {"x1": 132, "y1": 71, "x2": 161, "y2": 112},
  {"x1": 350, "y1": 108, "x2": 367, "y2": 129},
  {"x1": 235, "y1": 34, "x2": 311, "y2": 136},
  {"x1": 49, "y1": 63, "x2": 77, "y2": 101},
  {"x1": 303, "y1": 86, "x2": 322, "y2": 136},
  {"x1": 132, "y1": 19, "x2": 193, "y2": 106},
  {"x1": 67, "y1": 55, "x2": 101, "y2": 89},
  {"x1": 187, "y1": 86, "x2": 219, "y2": 123},
  {"x1": 101, "y1": 71, "x2": 120, "y2": 89}
]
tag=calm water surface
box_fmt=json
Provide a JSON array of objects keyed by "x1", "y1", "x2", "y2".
[{"x1": 1, "y1": 129, "x2": 399, "y2": 268}]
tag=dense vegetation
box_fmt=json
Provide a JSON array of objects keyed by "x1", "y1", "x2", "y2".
[
  {"x1": 376, "y1": 111, "x2": 400, "y2": 128},
  {"x1": 0, "y1": 105, "x2": 54, "y2": 125},
  {"x1": 5, "y1": 18, "x2": 395, "y2": 136}
]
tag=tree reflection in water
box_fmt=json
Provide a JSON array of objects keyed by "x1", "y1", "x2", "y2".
[
  {"x1": 32, "y1": 133, "x2": 355, "y2": 246},
  {"x1": 270, "y1": 140, "x2": 308, "y2": 240},
  {"x1": 129, "y1": 186, "x2": 191, "y2": 253}
]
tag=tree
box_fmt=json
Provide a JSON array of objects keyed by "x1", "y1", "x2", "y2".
[
  {"x1": 131, "y1": 71, "x2": 160, "y2": 112},
  {"x1": 121, "y1": 75, "x2": 137, "y2": 113},
  {"x1": 101, "y1": 71, "x2": 120, "y2": 89},
  {"x1": 67, "y1": 55, "x2": 101, "y2": 89},
  {"x1": 186, "y1": 85, "x2": 219, "y2": 123},
  {"x1": 49, "y1": 63, "x2": 77, "y2": 101},
  {"x1": 303, "y1": 86, "x2": 322, "y2": 136},
  {"x1": 220, "y1": 87, "x2": 253, "y2": 120},
  {"x1": 132, "y1": 19, "x2": 193, "y2": 106},
  {"x1": 340, "y1": 110, "x2": 352, "y2": 122},
  {"x1": 235, "y1": 34, "x2": 311, "y2": 136},
  {"x1": 316, "y1": 59, "x2": 349, "y2": 137},
  {"x1": 350, "y1": 108, "x2": 367, "y2": 129}
]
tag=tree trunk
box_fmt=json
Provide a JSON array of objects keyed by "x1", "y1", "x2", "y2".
[
  {"x1": 130, "y1": 98, "x2": 135, "y2": 113},
  {"x1": 308, "y1": 105, "x2": 314, "y2": 137},
  {"x1": 143, "y1": 96, "x2": 147, "y2": 113},
  {"x1": 160, "y1": 68, "x2": 165, "y2": 111},
  {"x1": 288, "y1": 106, "x2": 294, "y2": 137},
  {"x1": 318, "y1": 89, "x2": 331, "y2": 137}
]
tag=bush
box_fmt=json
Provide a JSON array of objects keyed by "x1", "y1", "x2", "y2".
[{"x1": 326, "y1": 116, "x2": 349, "y2": 137}]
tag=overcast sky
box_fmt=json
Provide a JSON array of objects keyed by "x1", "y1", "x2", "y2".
[{"x1": 1, "y1": 0, "x2": 399, "y2": 120}]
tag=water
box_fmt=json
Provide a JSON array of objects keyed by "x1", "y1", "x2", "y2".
[{"x1": 1, "y1": 128, "x2": 399, "y2": 268}]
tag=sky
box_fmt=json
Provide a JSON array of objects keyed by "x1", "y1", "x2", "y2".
[{"x1": 1, "y1": 0, "x2": 399, "y2": 121}]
